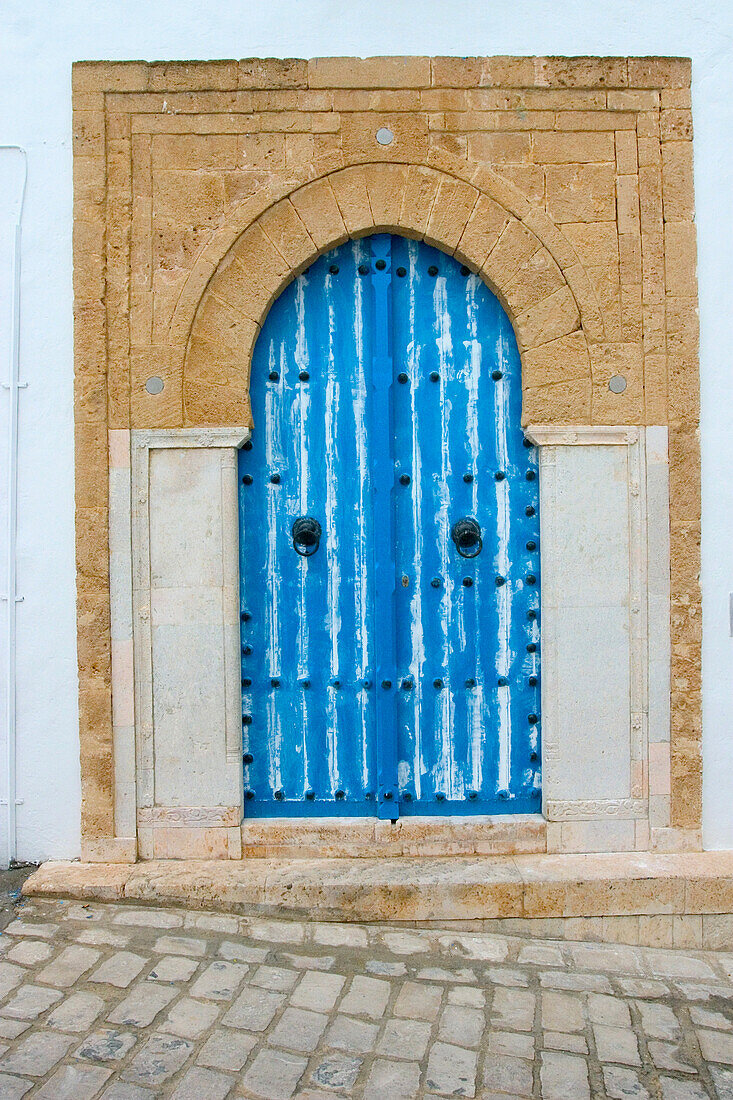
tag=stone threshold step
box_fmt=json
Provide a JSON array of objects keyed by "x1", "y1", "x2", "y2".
[{"x1": 23, "y1": 851, "x2": 733, "y2": 923}]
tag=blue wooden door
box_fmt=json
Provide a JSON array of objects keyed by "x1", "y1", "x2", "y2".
[{"x1": 239, "y1": 234, "x2": 540, "y2": 818}]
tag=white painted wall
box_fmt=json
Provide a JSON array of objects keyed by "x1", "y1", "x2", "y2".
[{"x1": 0, "y1": 0, "x2": 731, "y2": 860}]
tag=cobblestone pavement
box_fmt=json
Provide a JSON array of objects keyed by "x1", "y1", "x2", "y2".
[{"x1": 0, "y1": 901, "x2": 732, "y2": 1097}]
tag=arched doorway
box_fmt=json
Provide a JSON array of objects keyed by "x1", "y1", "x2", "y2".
[{"x1": 238, "y1": 234, "x2": 540, "y2": 819}]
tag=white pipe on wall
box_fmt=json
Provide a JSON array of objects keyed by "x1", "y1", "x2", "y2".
[{"x1": 1, "y1": 146, "x2": 27, "y2": 869}]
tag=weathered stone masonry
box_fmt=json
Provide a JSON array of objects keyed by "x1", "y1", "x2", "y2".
[{"x1": 72, "y1": 56, "x2": 699, "y2": 863}]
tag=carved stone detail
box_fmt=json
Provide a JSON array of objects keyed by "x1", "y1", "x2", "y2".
[
  {"x1": 546, "y1": 799, "x2": 648, "y2": 821},
  {"x1": 138, "y1": 806, "x2": 241, "y2": 827}
]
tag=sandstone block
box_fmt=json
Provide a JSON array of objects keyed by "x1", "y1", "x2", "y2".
[
  {"x1": 615, "y1": 130, "x2": 638, "y2": 175},
  {"x1": 309, "y1": 56, "x2": 430, "y2": 89},
  {"x1": 397, "y1": 165, "x2": 442, "y2": 239},
  {"x1": 468, "y1": 131, "x2": 531, "y2": 164},
  {"x1": 664, "y1": 222, "x2": 697, "y2": 297},
  {"x1": 534, "y1": 56, "x2": 628, "y2": 88},
  {"x1": 425, "y1": 179, "x2": 479, "y2": 251},
  {"x1": 238, "y1": 58, "x2": 307, "y2": 89},
  {"x1": 533, "y1": 130, "x2": 615, "y2": 163},
  {"x1": 290, "y1": 179, "x2": 349, "y2": 248},
  {"x1": 661, "y1": 108, "x2": 693, "y2": 142},
  {"x1": 366, "y1": 163, "x2": 409, "y2": 230},
  {"x1": 661, "y1": 141, "x2": 695, "y2": 220},
  {"x1": 484, "y1": 218, "x2": 540, "y2": 293},
  {"x1": 627, "y1": 57, "x2": 691, "y2": 89},
  {"x1": 515, "y1": 285, "x2": 581, "y2": 350},
  {"x1": 545, "y1": 164, "x2": 616, "y2": 223},
  {"x1": 522, "y1": 331, "x2": 590, "y2": 387}
]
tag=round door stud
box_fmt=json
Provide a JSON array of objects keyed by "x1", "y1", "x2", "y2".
[
  {"x1": 243, "y1": 752, "x2": 253, "y2": 765},
  {"x1": 491, "y1": 369, "x2": 503, "y2": 381},
  {"x1": 396, "y1": 266, "x2": 407, "y2": 277},
  {"x1": 399, "y1": 473, "x2": 411, "y2": 485},
  {"x1": 241, "y1": 677, "x2": 251, "y2": 688},
  {"x1": 375, "y1": 259, "x2": 386, "y2": 271},
  {"x1": 401, "y1": 679, "x2": 413, "y2": 690},
  {"x1": 244, "y1": 789, "x2": 255, "y2": 800},
  {"x1": 428, "y1": 265, "x2": 439, "y2": 276},
  {"x1": 498, "y1": 676, "x2": 509, "y2": 687},
  {"x1": 397, "y1": 372, "x2": 408, "y2": 384},
  {"x1": 381, "y1": 679, "x2": 392, "y2": 689},
  {"x1": 433, "y1": 678, "x2": 443, "y2": 689},
  {"x1": 268, "y1": 370, "x2": 280, "y2": 382},
  {"x1": 242, "y1": 474, "x2": 253, "y2": 485},
  {"x1": 358, "y1": 263, "x2": 370, "y2": 275},
  {"x1": 430, "y1": 370, "x2": 440, "y2": 382},
  {"x1": 435, "y1": 791, "x2": 445, "y2": 802},
  {"x1": 431, "y1": 577, "x2": 442, "y2": 588},
  {"x1": 451, "y1": 517, "x2": 483, "y2": 558},
  {"x1": 305, "y1": 788, "x2": 315, "y2": 800},
  {"x1": 329, "y1": 264, "x2": 339, "y2": 274},
  {"x1": 271, "y1": 678, "x2": 280, "y2": 688},
  {"x1": 465, "y1": 677, "x2": 476, "y2": 688},
  {"x1": 274, "y1": 788, "x2": 284, "y2": 800},
  {"x1": 463, "y1": 473, "x2": 474, "y2": 483},
  {"x1": 299, "y1": 370, "x2": 310, "y2": 382},
  {"x1": 526, "y1": 540, "x2": 537, "y2": 552},
  {"x1": 495, "y1": 575, "x2": 506, "y2": 587},
  {"x1": 463, "y1": 577, "x2": 473, "y2": 587}
]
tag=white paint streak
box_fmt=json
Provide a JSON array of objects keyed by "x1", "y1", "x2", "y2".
[
  {"x1": 324, "y1": 270, "x2": 341, "y2": 794},
  {"x1": 495, "y1": 326, "x2": 513, "y2": 792},
  {"x1": 407, "y1": 243, "x2": 425, "y2": 798}
]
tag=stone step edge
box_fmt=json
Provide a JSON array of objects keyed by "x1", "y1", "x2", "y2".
[{"x1": 22, "y1": 851, "x2": 733, "y2": 923}]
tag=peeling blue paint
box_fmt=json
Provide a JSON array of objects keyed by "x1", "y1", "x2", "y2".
[{"x1": 239, "y1": 234, "x2": 540, "y2": 817}]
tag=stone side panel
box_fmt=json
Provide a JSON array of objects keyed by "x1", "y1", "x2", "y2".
[{"x1": 72, "y1": 56, "x2": 699, "y2": 856}]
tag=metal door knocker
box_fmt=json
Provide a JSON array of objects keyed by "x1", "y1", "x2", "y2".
[
  {"x1": 292, "y1": 516, "x2": 322, "y2": 557},
  {"x1": 451, "y1": 517, "x2": 483, "y2": 558}
]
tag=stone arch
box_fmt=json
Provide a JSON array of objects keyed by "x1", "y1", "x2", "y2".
[{"x1": 181, "y1": 161, "x2": 604, "y2": 428}]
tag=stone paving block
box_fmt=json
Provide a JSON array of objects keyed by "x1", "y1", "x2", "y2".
[
  {"x1": 593, "y1": 1024, "x2": 641, "y2": 1066},
  {"x1": 4, "y1": 921, "x2": 58, "y2": 939},
  {"x1": 100, "y1": 1085, "x2": 155, "y2": 1099},
  {"x1": 393, "y1": 980, "x2": 442, "y2": 1021},
  {"x1": 310, "y1": 1051, "x2": 362, "y2": 1091},
  {"x1": 438, "y1": 1003, "x2": 485, "y2": 1047},
  {"x1": 540, "y1": 970, "x2": 613, "y2": 993},
  {"x1": 147, "y1": 955, "x2": 200, "y2": 983},
  {"x1": 544, "y1": 1030, "x2": 588, "y2": 1053},
  {"x1": 153, "y1": 936, "x2": 206, "y2": 957},
  {"x1": 47, "y1": 991, "x2": 104, "y2": 1032},
  {"x1": 90, "y1": 952, "x2": 147, "y2": 988},
  {"x1": 659, "y1": 1078, "x2": 709, "y2": 1099},
  {"x1": 482, "y1": 1053, "x2": 534, "y2": 1096},
  {"x1": 436, "y1": 933, "x2": 509, "y2": 962},
  {"x1": 339, "y1": 974, "x2": 391, "y2": 1018},
  {"x1": 697, "y1": 1027, "x2": 733, "y2": 1064},
  {"x1": 290, "y1": 970, "x2": 346, "y2": 1011},
  {"x1": 709, "y1": 1065, "x2": 733, "y2": 1097},
  {"x1": 160, "y1": 996, "x2": 220, "y2": 1038},
  {"x1": 603, "y1": 1064, "x2": 651, "y2": 1099},
  {"x1": 0, "y1": 1074, "x2": 31, "y2": 1098},
  {"x1": 107, "y1": 982, "x2": 177, "y2": 1026},
  {"x1": 0, "y1": 1019, "x2": 30, "y2": 1039},
  {"x1": 122, "y1": 1033, "x2": 194, "y2": 1085},
  {"x1": 0, "y1": 963, "x2": 26, "y2": 1000},
  {"x1": 636, "y1": 1001, "x2": 682, "y2": 1040},
  {"x1": 0, "y1": 1030, "x2": 73, "y2": 1076},
  {"x1": 189, "y1": 960, "x2": 247, "y2": 1000},
  {"x1": 75, "y1": 1028, "x2": 138, "y2": 1062},
  {"x1": 418, "y1": 965, "x2": 476, "y2": 984},
  {"x1": 34, "y1": 1063, "x2": 112, "y2": 1099},
  {"x1": 487, "y1": 968, "x2": 530, "y2": 987},
  {"x1": 313, "y1": 923, "x2": 368, "y2": 948},
  {"x1": 570, "y1": 944, "x2": 643, "y2": 975},
  {"x1": 283, "y1": 952, "x2": 337, "y2": 971},
  {"x1": 241, "y1": 1047, "x2": 307, "y2": 1099},
  {"x1": 378, "y1": 1017, "x2": 432, "y2": 1060},
  {"x1": 487, "y1": 1030, "x2": 535, "y2": 1058},
  {"x1": 186, "y1": 913, "x2": 240, "y2": 935},
  {"x1": 540, "y1": 1050, "x2": 590, "y2": 1099},
  {"x1": 325, "y1": 1013, "x2": 379, "y2": 1053},
  {"x1": 425, "y1": 1041, "x2": 478, "y2": 1097},
  {"x1": 689, "y1": 1004, "x2": 732, "y2": 1030},
  {"x1": 363, "y1": 1056, "x2": 421, "y2": 1100},
  {"x1": 270, "y1": 1006, "x2": 329, "y2": 1052},
  {"x1": 541, "y1": 990, "x2": 585, "y2": 1032},
  {"x1": 517, "y1": 942, "x2": 565, "y2": 966},
  {"x1": 448, "y1": 986, "x2": 485, "y2": 1007},
  {"x1": 78, "y1": 928, "x2": 131, "y2": 948},
  {"x1": 616, "y1": 977, "x2": 670, "y2": 999},
  {"x1": 491, "y1": 987, "x2": 535, "y2": 1031},
  {"x1": 113, "y1": 908, "x2": 183, "y2": 928},
  {"x1": 381, "y1": 932, "x2": 430, "y2": 955},
  {"x1": 196, "y1": 1027, "x2": 257, "y2": 1072},
  {"x1": 169, "y1": 1065, "x2": 233, "y2": 1099},
  {"x1": 218, "y1": 941, "x2": 269, "y2": 964},
  {"x1": 6, "y1": 941, "x2": 53, "y2": 966},
  {"x1": 648, "y1": 1039, "x2": 696, "y2": 1073},
  {"x1": 2, "y1": 985, "x2": 62, "y2": 1018},
  {"x1": 250, "y1": 964, "x2": 299, "y2": 992},
  {"x1": 588, "y1": 992, "x2": 632, "y2": 1027},
  {"x1": 646, "y1": 951, "x2": 716, "y2": 980},
  {"x1": 246, "y1": 919, "x2": 306, "y2": 945},
  {"x1": 36, "y1": 944, "x2": 100, "y2": 987},
  {"x1": 223, "y1": 985, "x2": 285, "y2": 1030}
]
